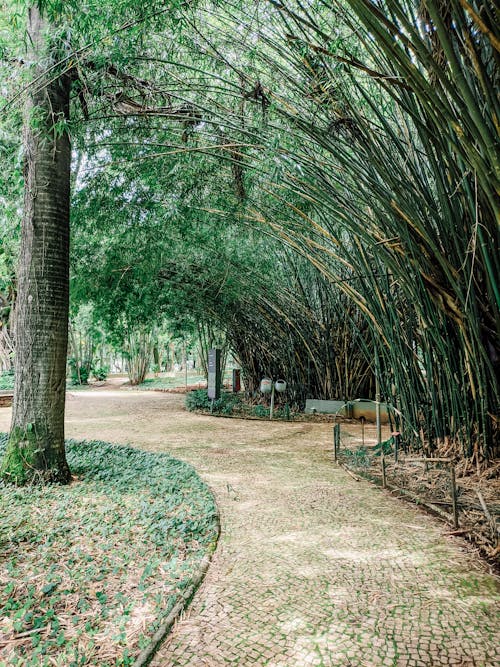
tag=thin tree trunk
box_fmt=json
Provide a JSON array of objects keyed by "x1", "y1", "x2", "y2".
[
  {"x1": 126, "y1": 330, "x2": 152, "y2": 385},
  {"x1": 1, "y1": 6, "x2": 71, "y2": 484}
]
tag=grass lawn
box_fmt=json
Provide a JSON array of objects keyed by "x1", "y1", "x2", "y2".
[
  {"x1": 138, "y1": 373, "x2": 207, "y2": 390},
  {"x1": 0, "y1": 436, "x2": 218, "y2": 666},
  {"x1": 137, "y1": 370, "x2": 234, "y2": 391}
]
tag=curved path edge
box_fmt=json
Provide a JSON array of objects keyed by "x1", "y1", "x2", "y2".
[{"x1": 133, "y1": 497, "x2": 221, "y2": 667}]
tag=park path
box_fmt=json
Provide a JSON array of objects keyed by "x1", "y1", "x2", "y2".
[{"x1": 4, "y1": 389, "x2": 497, "y2": 666}]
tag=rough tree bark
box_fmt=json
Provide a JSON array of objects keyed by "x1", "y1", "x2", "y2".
[{"x1": 0, "y1": 6, "x2": 71, "y2": 484}]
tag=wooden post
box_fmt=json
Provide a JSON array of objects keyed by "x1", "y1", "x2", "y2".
[
  {"x1": 381, "y1": 455, "x2": 387, "y2": 488},
  {"x1": 450, "y1": 464, "x2": 459, "y2": 529}
]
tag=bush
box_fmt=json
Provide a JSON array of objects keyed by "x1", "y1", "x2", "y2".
[
  {"x1": 185, "y1": 390, "x2": 241, "y2": 415},
  {"x1": 185, "y1": 389, "x2": 212, "y2": 411},
  {"x1": 219, "y1": 393, "x2": 241, "y2": 415},
  {"x1": 273, "y1": 404, "x2": 292, "y2": 420},
  {"x1": 252, "y1": 404, "x2": 269, "y2": 418},
  {"x1": 68, "y1": 358, "x2": 92, "y2": 385},
  {"x1": 93, "y1": 365, "x2": 109, "y2": 381},
  {"x1": 373, "y1": 438, "x2": 394, "y2": 456}
]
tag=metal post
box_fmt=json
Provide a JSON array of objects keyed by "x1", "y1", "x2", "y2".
[
  {"x1": 375, "y1": 350, "x2": 382, "y2": 447},
  {"x1": 334, "y1": 424, "x2": 340, "y2": 461},
  {"x1": 381, "y1": 455, "x2": 387, "y2": 488},
  {"x1": 450, "y1": 464, "x2": 459, "y2": 529},
  {"x1": 269, "y1": 384, "x2": 275, "y2": 420},
  {"x1": 393, "y1": 432, "x2": 400, "y2": 463}
]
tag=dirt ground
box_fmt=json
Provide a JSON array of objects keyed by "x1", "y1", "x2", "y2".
[{"x1": 0, "y1": 388, "x2": 499, "y2": 666}]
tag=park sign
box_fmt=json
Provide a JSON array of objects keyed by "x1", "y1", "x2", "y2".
[{"x1": 208, "y1": 348, "x2": 221, "y2": 400}]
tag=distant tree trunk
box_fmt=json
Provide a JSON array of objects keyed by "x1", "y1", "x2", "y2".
[
  {"x1": 0, "y1": 6, "x2": 71, "y2": 484},
  {"x1": 0, "y1": 328, "x2": 15, "y2": 372}
]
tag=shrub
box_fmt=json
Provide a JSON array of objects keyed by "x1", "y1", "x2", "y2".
[
  {"x1": 93, "y1": 365, "x2": 109, "y2": 381},
  {"x1": 185, "y1": 389, "x2": 211, "y2": 411},
  {"x1": 185, "y1": 390, "x2": 241, "y2": 415},
  {"x1": 219, "y1": 393, "x2": 241, "y2": 415},
  {"x1": 68, "y1": 358, "x2": 92, "y2": 385},
  {"x1": 373, "y1": 438, "x2": 394, "y2": 456},
  {"x1": 252, "y1": 404, "x2": 269, "y2": 418}
]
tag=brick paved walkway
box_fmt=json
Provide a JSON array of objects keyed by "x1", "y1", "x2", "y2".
[{"x1": 28, "y1": 391, "x2": 500, "y2": 666}]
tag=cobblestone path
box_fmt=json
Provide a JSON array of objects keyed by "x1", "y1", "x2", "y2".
[{"x1": 58, "y1": 392, "x2": 500, "y2": 665}]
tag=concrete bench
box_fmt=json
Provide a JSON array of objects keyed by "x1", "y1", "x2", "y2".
[{"x1": 304, "y1": 398, "x2": 389, "y2": 423}]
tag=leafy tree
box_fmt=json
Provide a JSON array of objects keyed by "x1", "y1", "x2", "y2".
[
  {"x1": 0, "y1": 5, "x2": 72, "y2": 483},
  {"x1": 0, "y1": 0, "x2": 199, "y2": 483}
]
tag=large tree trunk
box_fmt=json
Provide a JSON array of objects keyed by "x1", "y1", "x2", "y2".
[{"x1": 0, "y1": 7, "x2": 71, "y2": 484}]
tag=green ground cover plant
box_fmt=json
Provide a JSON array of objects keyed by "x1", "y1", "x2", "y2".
[
  {"x1": 0, "y1": 372, "x2": 14, "y2": 391},
  {"x1": 0, "y1": 436, "x2": 218, "y2": 666},
  {"x1": 185, "y1": 389, "x2": 241, "y2": 415},
  {"x1": 185, "y1": 390, "x2": 295, "y2": 420}
]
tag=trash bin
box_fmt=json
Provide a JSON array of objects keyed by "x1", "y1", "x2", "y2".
[{"x1": 260, "y1": 377, "x2": 272, "y2": 393}]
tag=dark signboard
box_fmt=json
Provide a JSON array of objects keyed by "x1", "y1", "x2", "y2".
[{"x1": 208, "y1": 348, "x2": 221, "y2": 400}]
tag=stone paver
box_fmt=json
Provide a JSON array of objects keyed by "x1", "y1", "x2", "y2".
[{"x1": 3, "y1": 390, "x2": 497, "y2": 666}]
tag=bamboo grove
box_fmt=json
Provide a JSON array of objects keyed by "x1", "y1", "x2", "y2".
[
  {"x1": 1, "y1": 0, "x2": 498, "y2": 471},
  {"x1": 168, "y1": 0, "x2": 498, "y2": 461},
  {"x1": 67, "y1": 0, "x2": 499, "y2": 461}
]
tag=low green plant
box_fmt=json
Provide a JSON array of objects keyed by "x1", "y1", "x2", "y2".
[
  {"x1": 0, "y1": 370, "x2": 14, "y2": 391},
  {"x1": 252, "y1": 404, "x2": 269, "y2": 418},
  {"x1": 342, "y1": 447, "x2": 371, "y2": 468},
  {"x1": 185, "y1": 390, "x2": 241, "y2": 415},
  {"x1": 0, "y1": 435, "x2": 218, "y2": 666},
  {"x1": 218, "y1": 393, "x2": 241, "y2": 415},
  {"x1": 185, "y1": 389, "x2": 212, "y2": 411},
  {"x1": 273, "y1": 404, "x2": 293, "y2": 420},
  {"x1": 68, "y1": 358, "x2": 92, "y2": 386},
  {"x1": 92, "y1": 365, "x2": 109, "y2": 381},
  {"x1": 373, "y1": 438, "x2": 394, "y2": 456}
]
